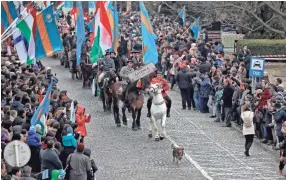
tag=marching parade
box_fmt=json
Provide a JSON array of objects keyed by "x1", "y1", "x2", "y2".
[{"x1": 1, "y1": 1, "x2": 286, "y2": 180}]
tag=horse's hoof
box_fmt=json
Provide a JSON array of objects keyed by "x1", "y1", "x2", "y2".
[
  {"x1": 160, "y1": 136, "x2": 164, "y2": 140},
  {"x1": 123, "y1": 122, "x2": 127, "y2": 126},
  {"x1": 117, "y1": 123, "x2": 121, "y2": 127},
  {"x1": 148, "y1": 133, "x2": 153, "y2": 138},
  {"x1": 155, "y1": 137, "x2": 160, "y2": 141},
  {"x1": 132, "y1": 126, "x2": 137, "y2": 131},
  {"x1": 137, "y1": 126, "x2": 141, "y2": 130}
]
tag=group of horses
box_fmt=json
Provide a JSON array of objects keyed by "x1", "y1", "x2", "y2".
[{"x1": 96, "y1": 64, "x2": 168, "y2": 141}]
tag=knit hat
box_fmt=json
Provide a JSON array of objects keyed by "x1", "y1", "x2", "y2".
[
  {"x1": 29, "y1": 126, "x2": 36, "y2": 133},
  {"x1": 83, "y1": 148, "x2": 91, "y2": 157},
  {"x1": 67, "y1": 126, "x2": 73, "y2": 134}
]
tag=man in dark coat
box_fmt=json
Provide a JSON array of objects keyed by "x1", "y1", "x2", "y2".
[
  {"x1": 176, "y1": 66, "x2": 192, "y2": 110},
  {"x1": 221, "y1": 77, "x2": 235, "y2": 127}
]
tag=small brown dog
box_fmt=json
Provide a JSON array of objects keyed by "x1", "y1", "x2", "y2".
[{"x1": 172, "y1": 144, "x2": 185, "y2": 164}]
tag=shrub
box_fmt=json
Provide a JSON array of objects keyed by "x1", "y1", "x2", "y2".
[{"x1": 235, "y1": 39, "x2": 286, "y2": 56}]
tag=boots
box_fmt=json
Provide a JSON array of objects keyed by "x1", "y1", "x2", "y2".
[
  {"x1": 147, "y1": 109, "x2": 151, "y2": 117},
  {"x1": 167, "y1": 108, "x2": 170, "y2": 117}
]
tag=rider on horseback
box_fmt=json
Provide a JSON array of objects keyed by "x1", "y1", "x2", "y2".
[
  {"x1": 119, "y1": 59, "x2": 134, "y2": 103},
  {"x1": 98, "y1": 50, "x2": 116, "y2": 88},
  {"x1": 147, "y1": 71, "x2": 172, "y2": 117}
]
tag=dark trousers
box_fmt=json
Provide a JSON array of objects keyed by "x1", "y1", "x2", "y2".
[
  {"x1": 244, "y1": 134, "x2": 254, "y2": 152},
  {"x1": 180, "y1": 88, "x2": 191, "y2": 109},
  {"x1": 147, "y1": 96, "x2": 171, "y2": 113},
  {"x1": 199, "y1": 96, "x2": 208, "y2": 112},
  {"x1": 189, "y1": 88, "x2": 195, "y2": 108}
]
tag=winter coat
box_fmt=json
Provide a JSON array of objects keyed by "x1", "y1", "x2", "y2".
[
  {"x1": 41, "y1": 149, "x2": 62, "y2": 178},
  {"x1": 62, "y1": 134, "x2": 77, "y2": 148},
  {"x1": 241, "y1": 111, "x2": 255, "y2": 135},
  {"x1": 222, "y1": 84, "x2": 235, "y2": 107},
  {"x1": 20, "y1": 176, "x2": 36, "y2": 180},
  {"x1": 75, "y1": 105, "x2": 91, "y2": 137},
  {"x1": 66, "y1": 152, "x2": 91, "y2": 180},
  {"x1": 275, "y1": 107, "x2": 286, "y2": 137},
  {"x1": 60, "y1": 146, "x2": 76, "y2": 169},
  {"x1": 28, "y1": 145, "x2": 41, "y2": 173},
  {"x1": 176, "y1": 69, "x2": 191, "y2": 89},
  {"x1": 26, "y1": 129, "x2": 41, "y2": 147},
  {"x1": 199, "y1": 78, "x2": 211, "y2": 98},
  {"x1": 257, "y1": 88, "x2": 271, "y2": 109},
  {"x1": 10, "y1": 101, "x2": 24, "y2": 111}
]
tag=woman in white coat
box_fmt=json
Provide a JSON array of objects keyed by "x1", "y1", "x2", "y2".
[{"x1": 241, "y1": 104, "x2": 255, "y2": 156}]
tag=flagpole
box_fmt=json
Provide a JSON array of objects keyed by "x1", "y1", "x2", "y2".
[
  {"x1": 182, "y1": 17, "x2": 200, "y2": 36},
  {"x1": 2, "y1": 5, "x2": 31, "y2": 38},
  {"x1": 1, "y1": 28, "x2": 19, "y2": 42}
]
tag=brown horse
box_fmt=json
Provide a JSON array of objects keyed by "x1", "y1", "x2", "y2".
[
  {"x1": 101, "y1": 76, "x2": 114, "y2": 112},
  {"x1": 111, "y1": 75, "x2": 152, "y2": 130}
]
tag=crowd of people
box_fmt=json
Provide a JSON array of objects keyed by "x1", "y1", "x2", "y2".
[
  {"x1": 1, "y1": 5, "x2": 286, "y2": 179},
  {"x1": 1, "y1": 11, "x2": 97, "y2": 180}
]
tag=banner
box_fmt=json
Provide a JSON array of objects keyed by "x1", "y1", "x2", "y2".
[{"x1": 128, "y1": 63, "x2": 157, "y2": 82}]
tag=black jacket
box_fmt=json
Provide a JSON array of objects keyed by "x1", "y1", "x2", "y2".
[
  {"x1": 222, "y1": 84, "x2": 235, "y2": 107},
  {"x1": 176, "y1": 70, "x2": 192, "y2": 89}
]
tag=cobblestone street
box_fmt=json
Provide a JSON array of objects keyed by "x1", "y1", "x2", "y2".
[{"x1": 44, "y1": 58, "x2": 284, "y2": 180}]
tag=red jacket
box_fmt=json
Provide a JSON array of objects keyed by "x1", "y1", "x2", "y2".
[
  {"x1": 75, "y1": 105, "x2": 91, "y2": 137},
  {"x1": 258, "y1": 88, "x2": 271, "y2": 109},
  {"x1": 151, "y1": 77, "x2": 169, "y2": 97}
]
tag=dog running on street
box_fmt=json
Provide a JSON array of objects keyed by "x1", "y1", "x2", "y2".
[{"x1": 172, "y1": 144, "x2": 185, "y2": 164}]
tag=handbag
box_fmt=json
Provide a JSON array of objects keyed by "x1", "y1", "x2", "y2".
[{"x1": 65, "y1": 154, "x2": 73, "y2": 180}]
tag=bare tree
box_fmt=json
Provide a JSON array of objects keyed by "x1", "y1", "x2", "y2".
[
  {"x1": 215, "y1": 1, "x2": 286, "y2": 38},
  {"x1": 143, "y1": 1, "x2": 286, "y2": 39}
]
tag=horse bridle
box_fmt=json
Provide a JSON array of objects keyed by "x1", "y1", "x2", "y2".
[{"x1": 150, "y1": 84, "x2": 161, "y2": 94}]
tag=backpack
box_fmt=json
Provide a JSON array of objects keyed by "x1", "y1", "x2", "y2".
[{"x1": 243, "y1": 112, "x2": 252, "y2": 128}]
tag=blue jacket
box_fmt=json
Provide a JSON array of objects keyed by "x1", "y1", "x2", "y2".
[
  {"x1": 199, "y1": 78, "x2": 211, "y2": 98},
  {"x1": 275, "y1": 107, "x2": 286, "y2": 137},
  {"x1": 10, "y1": 101, "x2": 24, "y2": 111},
  {"x1": 62, "y1": 134, "x2": 77, "y2": 148},
  {"x1": 26, "y1": 130, "x2": 41, "y2": 147}
]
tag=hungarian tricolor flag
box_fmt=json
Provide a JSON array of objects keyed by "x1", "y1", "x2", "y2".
[
  {"x1": 56, "y1": 1, "x2": 64, "y2": 12},
  {"x1": 90, "y1": 1, "x2": 112, "y2": 64}
]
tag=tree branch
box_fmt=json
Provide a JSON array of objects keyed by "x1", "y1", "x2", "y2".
[
  {"x1": 264, "y1": 2, "x2": 286, "y2": 18},
  {"x1": 215, "y1": 4, "x2": 285, "y2": 35}
]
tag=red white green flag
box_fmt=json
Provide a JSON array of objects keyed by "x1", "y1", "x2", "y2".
[{"x1": 90, "y1": 1, "x2": 112, "y2": 64}]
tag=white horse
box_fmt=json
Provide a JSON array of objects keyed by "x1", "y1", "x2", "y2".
[{"x1": 148, "y1": 82, "x2": 167, "y2": 141}]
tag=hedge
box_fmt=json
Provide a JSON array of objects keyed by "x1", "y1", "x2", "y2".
[{"x1": 235, "y1": 39, "x2": 286, "y2": 56}]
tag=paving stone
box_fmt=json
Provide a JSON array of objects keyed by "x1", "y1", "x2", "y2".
[{"x1": 43, "y1": 58, "x2": 285, "y2": 180}]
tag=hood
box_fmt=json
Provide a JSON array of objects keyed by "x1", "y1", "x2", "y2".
[
  {"x1": 76, "y1": 105, "x2": 85, "y2": 115},
  {"x1": 62, "y1": 134, "x2": 76, "y2": 147},
  {"x1": 28, "y1": 129, "x2": 36, "y2": 136},
  {"x1": 11, "y1": 101, "x2": 23, "y2": 109}
]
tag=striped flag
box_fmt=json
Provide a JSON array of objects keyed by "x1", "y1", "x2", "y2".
[
  {"x1": 31, "y1": 78, "x2": 53, "y2": 131},
  {"x1": 107, "y1": 2, "x2": 120, "y2": 55},
  {"x1": 15, "y1": 7, "x2": 36, "y2": 65},
  {"x1": 42, "y1": 169, "x2": 49, "y2": 179},
  {"x1": 90, "y1": 1, "x2": 112, "y2": 64},
  {"x1": 35, "y1": 5, "x2": 63, "y2": 60},
  {"x1": 1, "y1": 1, "x2": 18, "y2": 30},
  {"x1": 56, "y1": 1, "x2": 64, "y2": 12}
]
